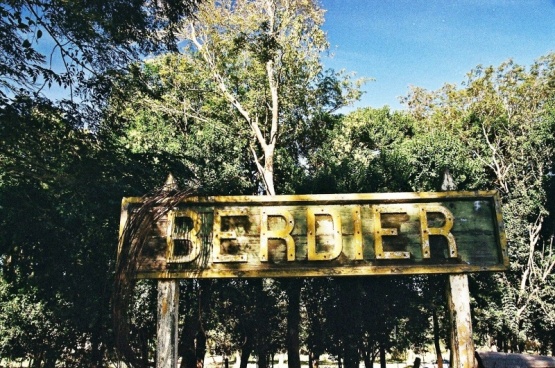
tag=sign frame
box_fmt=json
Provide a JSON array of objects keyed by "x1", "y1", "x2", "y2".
[{"x1": 119, "y1": 190, "x2": 508, "y2": 279}]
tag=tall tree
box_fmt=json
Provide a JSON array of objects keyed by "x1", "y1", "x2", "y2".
[
  {"x1": 107, "y1": 2, "x2": 364, "y2": 366},
  {"x1": 304, "y1": 107, "x2": 416, "y2": 194},
  {"x1": 304, "y1": 108, "x2": 437, "y2": 367},
  {"x1": 0, "y1": 95, "x2": 193, "y2": 367},
  {"x1": 402, "y1": 55, "x2": 555, "y2": 352},
  {"x1": 175, "y1": 0, "x2": 363, "y2": 195},
  {"x1": 1, "y1": 0, "x2": 200, "y2": 125},
  {"x1": 104, "y1": 53, "x2": 258, "y2": 195},
  {"x1": 1, "y1": 97, "x2": 116, "y2": 366}
]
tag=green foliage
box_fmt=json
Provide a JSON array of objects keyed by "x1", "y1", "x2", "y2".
[
  {"x1": 305, "y1": 53, "x2": 555, "y2": 353},
  {"x1": 106, "y1": 54, "x2": 258, "y2": 195},
  {"x1": 211, "y1": 279, "x2": 286, "y2": 362},
  {"x1": 171, "y1": 0, "x2": 366, "y2": 194},
  {"x1": 0, "y1": 97, "x2": 112, "y2": 365},
  {"x1": 305, "y1": 107, "x2": 414, "y2": 193},
  {"x1": 1, "y1": 0, "x2": 364, "y2": 366},
  {"x1": 394, "y1": 127, "x2": 486, "y2": 191},
  {"x1": 0, "y1": 279, "x2": 62, "y2": 363},
  {"x1": 303, "y1": 277, "x2": 429, "y2": 367},
  {"x1": 4, "y1": 0, "x2": 554, "y2": 362},
  {"x1": 0, "y1": 94, "x2": 192, "y2": 366},
  {"x1": 402, "y1": 54, "x2": 555, "y2": 351},
  {"x1": 0, "y1": 0, "x2": 199, "y2": 108}
]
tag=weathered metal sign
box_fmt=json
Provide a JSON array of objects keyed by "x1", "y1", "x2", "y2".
[{"x1": 119, "y1": 191, "x2": 508, "y2": 278}]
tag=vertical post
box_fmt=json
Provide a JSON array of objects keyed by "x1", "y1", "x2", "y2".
[
  {"x1": 447, "y1": 274, "x2": 475, "y2": 368},
  {"x1": 157, "y1": 174, "x2": 180, "y2": 368},
  {"x1": 441, "y1": 168, "x2": 475, "y2": 368},
  {"x1": 157, "y1": 279, "x2": 179, "y2": 368}
]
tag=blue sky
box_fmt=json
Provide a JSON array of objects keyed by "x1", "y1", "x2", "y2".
[{"x1": 320, "y1": 0, "x2": 555, "y2": 111}]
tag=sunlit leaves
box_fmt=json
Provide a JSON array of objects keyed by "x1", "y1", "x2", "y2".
[
  {"x1": 1, "y1": 0, "x2": 199, "y2": 111},
  {"x1": 402, "y1": 53, "x2": 555, "y2": 351}
]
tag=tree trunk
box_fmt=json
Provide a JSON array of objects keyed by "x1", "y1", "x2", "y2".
[
  {"x1": 309, "y1": 351, "x2": 320, "y2": 368},
  {"x1": 362, "y1": 349, "x2": 372, "y2": 368},
  {"x1": 414, "y1": 357, "x2": 421, "y2": 368},
  {"x1": 239, "y1": 341, "x2": 252, "y2": 368},
  {"x1": 31, "y1": 356, "x2": 41, "y2": 368},
  {"x1": 344, "y1": 344, "x2": 359, "y2": 368},
  {"x1": 286, "y1": 279, "x2": 302, "y2": 368},
  {"x1": 179, "y1": 314, "x2": 198, "y2": 368},
  {"x1": 256, "y1": 350, "x2": 269, "y2": 368},
  {"x1": 43, "y1": 357, "x2": 56, "y2": 368},
  {"x1": 141, "y1": 332, "x2": 151, "y2": 367},
  {"x1": 379, "y1": 345, "x2": 387, "y2": 368},
  {"x1": 496, "y1": 336, "x2": 505, "y2": 353},
  {"x1": 262, "y1": 161, "x2": 275, "y2": 196},
  {"x1": 43, "y1": 349, "x2": 58, "y2": 368},
  {"x1": 343, "y1": 328, "x2": 359, "y2": 368},
  {"x1": 196, "y1": 329, "x2": 207, "y2": 368},
  {"x1": 179, "y1": 281, "x2": 212, "y2": 368},
  {"x1": 432, "y1": 307, "x2": 444, "y2": 368},
  {"x1": 91, "y1": 328, "x2": 106, "y2": 368},
  {"x1": 363, "y1": 349, "x2": 372, "y2": 368}
]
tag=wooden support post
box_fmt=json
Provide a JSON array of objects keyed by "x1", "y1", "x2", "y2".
[
  {"x1": 157, "y1": 280, "x2": 179, "y2": 368},
  {"x1": 447, "y1": 274, "x2": 475, "y2": 368}
]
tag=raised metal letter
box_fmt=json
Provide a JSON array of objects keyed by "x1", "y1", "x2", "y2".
[
  {"x1": 212, "y1": 209, "x2": 248, "y2": 263},
  {"x1": 307, "y1": 207, "x2": 343, "y2": 261},
  {"x1": 166, "y1": 209, "x2": 201, "y2": 263},
  {"x1": 260, "y1": 207, "x2": 296, "y2": 262},
  {"x1": 373, "y1": 205, "x2": 410, "y2": 259},
  {"x1": 419, "y1": 205, "x2": 457, "y2": 258}
]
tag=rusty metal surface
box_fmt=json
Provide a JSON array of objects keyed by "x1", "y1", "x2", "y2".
[{"x1": 118, "y1": 191, "x2": 508, "y2": 279}]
